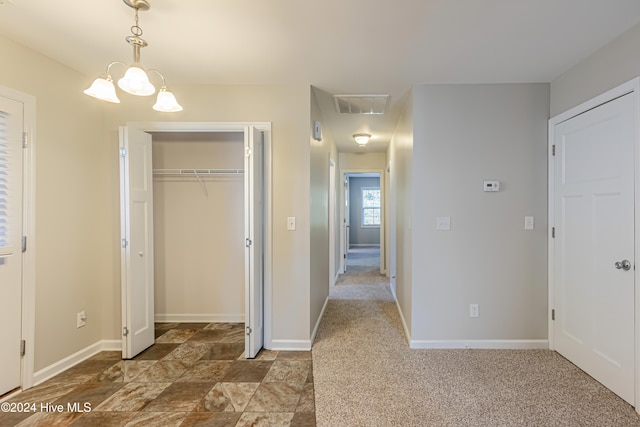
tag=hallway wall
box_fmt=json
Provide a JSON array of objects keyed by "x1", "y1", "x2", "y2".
[{"x1": 410, "y1": 83, "x2": 549, "y2": 346}]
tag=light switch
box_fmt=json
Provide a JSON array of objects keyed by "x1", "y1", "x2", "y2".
[
  {"x1": 524, "y1": 216, "x2": 534, "y2": 230},
  {"x1": 287, "y1": 217, "x2": 296, "y2": 231},
  {"x1": 436, "y1": 216, "x2": 451, "y2": 231}
]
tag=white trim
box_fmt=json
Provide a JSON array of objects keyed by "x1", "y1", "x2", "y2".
[
  {"x1": 32, "y1": 340, "x2": 122, "y2": 386},
  {"x1": 270, "y1": 340, "x2": 312, "y2": 351},
  {"x1": 310, "y1": 296, "x2": 329, "y2": 345},
  {"x1": 409, "y1": 340, "x2": 549, "y2": 350},
  {"x1": 124, "y1": 121, "x2": 273, "y2": 352},
  {"x1": 548, "y1": 77, "x2": 640, "y2": 413},
  {"x1": 0, "y1": 86, "x2": 36, "y2": 391},
  {"x1": 155, "y1": 314, "x2": 244, "y2": 323}
]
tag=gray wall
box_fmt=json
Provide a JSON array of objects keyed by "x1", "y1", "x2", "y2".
[
  {"x1": 551, "y1": 22, "x2": 640, "y2": 116},
  {"x1": 348, "y1": 176, "x2": 381, "y2": 247},
  {"x1": 410, "y1": 83, "x2": 549, "y2": 343}
]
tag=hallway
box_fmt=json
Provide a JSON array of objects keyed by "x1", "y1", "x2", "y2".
[{"x1": 311, "y1": 252, "x2": 640, "y2": 426}]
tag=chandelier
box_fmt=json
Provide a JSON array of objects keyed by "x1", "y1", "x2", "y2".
[{"x1": 83, "y1": 0, "x2": 183, "y2": 112}]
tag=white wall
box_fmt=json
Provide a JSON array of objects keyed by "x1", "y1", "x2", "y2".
[
  {"x1": 411, "y1": 84, "x2": 549, "y2": 344},
  {"x1": 152, "y1": 132, "x2": 245, "y2": 322},
  {"x1": 0, "y1": 35, "x2": 110, "y2": 370},
  {"x1": 551, "y1": 23, "x2": 640, "y2": 116}
]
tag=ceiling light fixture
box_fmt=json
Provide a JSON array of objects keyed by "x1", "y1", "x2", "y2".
[
  {"x1": 353, "y1": 133, "x2": 371, "y2": 147},
  {"x1": 83, "y1": 0, "x2": 182, "y2": 112}
]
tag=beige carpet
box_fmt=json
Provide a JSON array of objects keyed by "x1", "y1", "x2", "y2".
[{"x1": 313, "y1": 269, "x2": 640, "y2": 426}]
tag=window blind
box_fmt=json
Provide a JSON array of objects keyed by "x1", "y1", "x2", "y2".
[{"x1": 0, "y1": 111, "x2": 9, "y2": 250}]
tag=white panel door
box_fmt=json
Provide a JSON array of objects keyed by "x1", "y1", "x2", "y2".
[
  {"x1": 120, "y1": 126, "x2": 155, "y2": 359},
  {"x1": 0, "y1": 96, "x2": 23, "y2": 395},
  {"x1": 245, "y1": 126, "x2": 263, "y2": 358},
  {"x1": 553, "y1": 93, "x2": 635, "y2": 404}
]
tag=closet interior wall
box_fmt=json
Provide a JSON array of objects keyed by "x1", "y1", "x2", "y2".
[{"x1": 151, "y1": 131, "x2": 245, "y2": 323}]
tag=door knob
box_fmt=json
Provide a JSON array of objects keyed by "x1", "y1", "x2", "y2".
[{"x1": 614, "y1": 260, "x2": 632, "y2": 271}]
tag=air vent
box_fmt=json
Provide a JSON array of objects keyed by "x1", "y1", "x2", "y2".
[{"x1": 334, "y1": 95, "x2": 389, "y2": 115}]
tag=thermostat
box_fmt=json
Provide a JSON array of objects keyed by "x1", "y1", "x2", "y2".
[{"x1": 483, "y1": 180, "x2": 500, "y2": 192}]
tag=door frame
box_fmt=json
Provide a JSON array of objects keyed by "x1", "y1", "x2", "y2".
[
  {"x1": 0, "y1": 86, "x2": 36, "y2": 392},
  {"x1": 122, "y1": 121, "x2": 273, "y2": 350},
  {"x1": 548, "y1": 77, "x2": 640, "y2": 411},
  {"x1": 339, "y1": 168, "x2": 385, "y2": 275}
]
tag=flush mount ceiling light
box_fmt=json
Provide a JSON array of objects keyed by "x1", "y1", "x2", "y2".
[
  {"x1": 83, "y1": 0, "x2": 183, "y2": 112},
  {"x1": 353, "y1": 133, "x2": 371, "y2": 147}
]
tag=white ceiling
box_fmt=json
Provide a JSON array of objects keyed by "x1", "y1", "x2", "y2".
[{"x1": 1, "y1": 0, "x2": 640, "y2": 152}]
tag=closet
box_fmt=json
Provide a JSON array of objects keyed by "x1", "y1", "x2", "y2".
[
  {"x1": 151, "y1": 131, "x2": 244, "y2": 323},
  {"x1": 119, "y1": 124, "x2": 265, "y2": 360}
]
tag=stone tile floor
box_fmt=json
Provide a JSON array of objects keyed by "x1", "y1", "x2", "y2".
[{"x1": 0, "y1": 323, "x2": 315, "y2": 426}]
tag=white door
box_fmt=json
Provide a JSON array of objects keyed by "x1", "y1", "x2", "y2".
[
  {"x1": 120, "y1": 126, "x2": 155, "y2": 359},
  {"x1": 552, "y1": 93, "x2": 635, "y2": 404},
  {"x1": 0, "y1": 97, "x2": 23, "y2": 395},
  {"x1": 245, "y1": 126, "x2": 263, "y2": 358}
]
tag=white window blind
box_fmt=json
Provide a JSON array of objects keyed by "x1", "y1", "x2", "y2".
[
  {"x1": 0, "y1": 111, "x2": 9, "y2": 250},
  {"x1": 0, "y1": 100, "x2": 22, "y2": 257},
  {"x1": 361, "y1": 187, "x2": 381, "y2": 226}
]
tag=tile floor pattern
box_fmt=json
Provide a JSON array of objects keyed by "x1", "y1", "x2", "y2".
[{"x1": 0, "y1": 323, "x2": 315, "y2": 426}]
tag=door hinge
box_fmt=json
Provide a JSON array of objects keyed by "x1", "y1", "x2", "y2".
[
  {"x1": 120, "y1": 147, "x2": 127, "y2": 158},
  {"x1": 123, "y1": 327, "x2": 129, "y2": 337},
  {"x1": 122, "y1": 238, "x2": 128, "y2": 248},
  {"x1": 20, "y1": 340, "x2": 25, "y2": 357},
  {"x1": 246, "y1": 326, "x2": 252, "y2": 336},
  {"x1": 22, "y1": 132, "x2": 28, "y2": 148},
  {"x1": 22, "y1": 236, "x2": 27, "y2": 253},
  {"x1": 551, "y1": 309, "x2": 555, "y2": 321},
  {"x1": 551, "y1": 227, "x2": 555, "y2": 238},
  {"x1": 552, "y1": 145, "x2": 555, "y2": 156},
  {"x1": 246, "y1": 238, "x2": 252, "y2": 247},
  {"x1": 344, "y1": 254, "x2": 346, "y2": 259},
  {"x1": 245, "y1": 147, "x2": 252, "y2": 157}
]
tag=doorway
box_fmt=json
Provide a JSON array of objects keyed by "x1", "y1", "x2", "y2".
[
  {"x1": 549, "y1": 79, "x2": 639, "y2": 408},
  {"x1": 119, "y1": 122, "x2": 271, "y2": 360},
  {"x1": 341, "y1": 171, "x2": 384, "y2": 275}
]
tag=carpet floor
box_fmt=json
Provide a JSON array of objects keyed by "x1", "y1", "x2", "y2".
[{"x1": 312, "y1": 250, "x2": 640, "y2": 426}]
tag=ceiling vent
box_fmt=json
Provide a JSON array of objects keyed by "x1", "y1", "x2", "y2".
[{"x1": 334, "y1": 94, "x2": 389, "y2": 115}]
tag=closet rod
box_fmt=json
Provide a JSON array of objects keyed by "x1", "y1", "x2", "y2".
[{"x1": 152, "y1": 168, "x2": 244, "y2": 176}]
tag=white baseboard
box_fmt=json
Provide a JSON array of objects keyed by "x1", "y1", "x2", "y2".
[
  {"x1": 33, "y1": 340, "x2": 122, "y2": 386},
  {"x1": 269, "y1": 339, "x2": 312, "y2": 351},
  {"x1": 155, "y1": 314, "x2": 244, "y2": 323},
  {"x1": 409, "y1": 339, "x2": 549, "y2": 350},
  {"x1": 311, "y1": 296, "x2": 329, "y2": 345}
]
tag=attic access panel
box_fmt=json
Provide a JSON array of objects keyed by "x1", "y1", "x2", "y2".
[{"x1": 333, "y1": 95, "x2": 389, "y2": 115}]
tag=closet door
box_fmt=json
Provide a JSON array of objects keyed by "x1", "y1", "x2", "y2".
[
  {"x1": 245, "y1": 126, "x2": 263, "y2": 358},
  {"x1": 119, "y1": 126, "x2": 155, "y2": 359}
]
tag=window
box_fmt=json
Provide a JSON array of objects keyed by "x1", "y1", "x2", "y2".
[{"x1": 362, "y1": 187, "x2": 380, "y2": 227}]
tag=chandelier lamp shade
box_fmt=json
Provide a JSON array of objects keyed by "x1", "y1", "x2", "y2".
[{"x1": 83, "y1": 0, "x2": 182, "y2": 112}]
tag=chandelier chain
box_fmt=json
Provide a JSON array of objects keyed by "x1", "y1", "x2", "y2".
[{"x1": 130, "y1": 7, "x2": 143, "y2": 37}]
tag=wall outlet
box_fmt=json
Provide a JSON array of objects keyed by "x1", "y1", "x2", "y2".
[
  {"x1": 77, "y1": 310, "x2": 87, "y2": 328},
  {"x1": 469, "y1": 304, "x2": 479, "y2": 318}
]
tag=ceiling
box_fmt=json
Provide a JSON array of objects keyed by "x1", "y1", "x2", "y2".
[{"x1": 1, "y1": 0, "x2": 640, "y2": 152}]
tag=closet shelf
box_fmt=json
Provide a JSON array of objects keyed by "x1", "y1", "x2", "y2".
[{"x1": 153, "y1": 169, "x2": 244, "y2": 176}]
